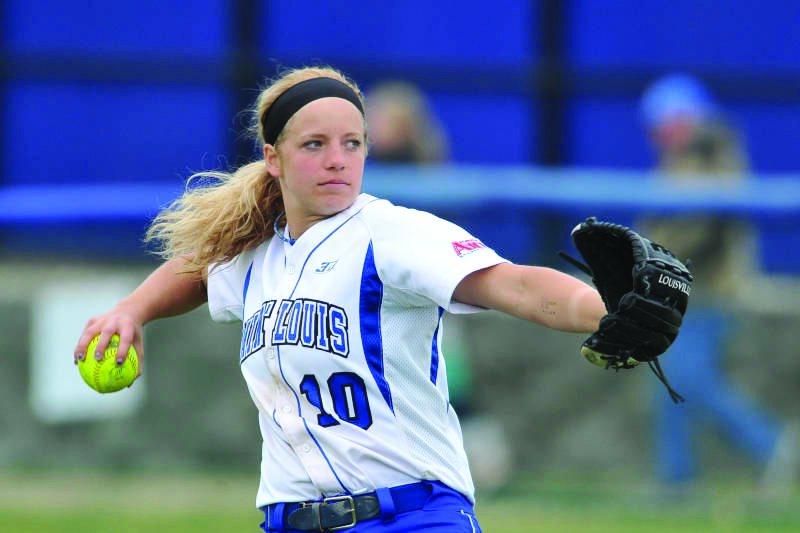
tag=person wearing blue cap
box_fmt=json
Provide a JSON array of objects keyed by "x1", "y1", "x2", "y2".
[
  {"x1": 641, "y1": 73, "x2": 746, "y2": 173},
  {"x1": 639, "y1": 74, "x2": 798, "y2": 491}
]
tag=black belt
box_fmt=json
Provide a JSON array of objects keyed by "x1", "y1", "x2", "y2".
[{"x1": 264, "y1": 482, "x2": 432, "y2": 531}]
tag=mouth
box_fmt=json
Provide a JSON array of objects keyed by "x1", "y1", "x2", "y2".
[{"x1": 318, "y1": 179, "x2": 350, "y2": 186}]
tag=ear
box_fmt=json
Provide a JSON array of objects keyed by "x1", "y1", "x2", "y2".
[{"x1": 264, "y1": 144, "x2": 281, "y2": 177}]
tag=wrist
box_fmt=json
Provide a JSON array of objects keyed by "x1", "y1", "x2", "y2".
[
  {"x1": 113, "y1": 297, "x2": 149, "y2": 326},
  {"x1": 568, "y1": 285, "x2": 605, "y2": 332}
]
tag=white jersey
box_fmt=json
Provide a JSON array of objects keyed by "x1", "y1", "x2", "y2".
[{"x1": 207, "y1": 193, "x2": 506, "y2": 509}]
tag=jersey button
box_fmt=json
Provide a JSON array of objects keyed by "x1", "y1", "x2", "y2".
[
  {"x1": 287, "y1": 265, "x2": 297, "y2": 275},
  {"x1": 302, "y1": 444, "x2": 311, "y2": 453},
  {"x1": 282, "y1": 405, "x2": 291, "y2": 413},
  {"x1": 266, "y1": 348, "x2": 276, "y2": 359}
]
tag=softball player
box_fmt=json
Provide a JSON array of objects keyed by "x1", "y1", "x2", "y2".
[{"x1": 75, "y1": 66, "x2": 607, "y2": 532}]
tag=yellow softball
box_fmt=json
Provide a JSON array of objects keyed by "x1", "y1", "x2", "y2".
[{"x1": 78, "y1": 334, "x2": 139, "y2": 393}]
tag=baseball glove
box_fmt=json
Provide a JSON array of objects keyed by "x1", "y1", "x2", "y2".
[{"x1": 559, "y1": 218, "x2": 693, "y2": 403}]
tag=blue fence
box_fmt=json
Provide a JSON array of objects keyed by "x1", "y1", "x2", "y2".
[{"x1": 2, "y1": 165, "x2": 797, "y2": 273}]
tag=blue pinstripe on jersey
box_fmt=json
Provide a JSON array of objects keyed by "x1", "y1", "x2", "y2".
[
  {"x1": 239, "y1": 261, "x2": 258, "y2": 364},
  {"x1": 359, "y1": 241, "x2": 394, "y2": 414},
  {"x1": 242, "y1": 261, "x2": 254, "y2": 319},
  {"x1": 430, "y1": 307, "x2": 445, "y2": 384}
]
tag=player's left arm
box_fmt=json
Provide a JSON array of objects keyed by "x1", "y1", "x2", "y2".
[{"x1": 452, "y1": 263, "x2": 606, "y2": 333}]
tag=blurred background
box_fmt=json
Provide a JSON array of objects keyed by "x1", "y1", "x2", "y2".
[{"x1": 2, "y1": 1, "x2": 800, "y2": 531}]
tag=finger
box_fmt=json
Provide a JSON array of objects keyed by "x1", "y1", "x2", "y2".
[
  {"x1": 116, "y1": 324, "x2": 134, "y2": 367},
  {"x1": 132, "y1": 335, "x2": 144, "y2": 379},
  {"x1": 74, "y1": 317, "x2": 102, "y2": 363},
  {"x1": 94, "y1": 326, "x2": 117, "y2": 362}
]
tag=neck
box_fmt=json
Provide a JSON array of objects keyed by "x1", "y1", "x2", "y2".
[{"x1": 283, "y1": 211, "x2": 331, "y2": 241}]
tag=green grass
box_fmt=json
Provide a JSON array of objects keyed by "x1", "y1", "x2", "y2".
[
  {"x1": 0, "y1": 471, "x2": 260, "y2": 533},
  {"x1": 1, "y1": 471, "x2": 798, "y2": 532},
  {"x1": 476, "y1": 475, "x2": 800, "y2": 533}
]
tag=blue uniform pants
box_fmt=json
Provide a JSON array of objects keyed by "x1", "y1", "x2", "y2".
[
  {"x1": 655, "y1": 307, "x2": 780, "y2": 483},
  {"x1": 260, "y1": 481, "x2": 481, "y2": 532}
]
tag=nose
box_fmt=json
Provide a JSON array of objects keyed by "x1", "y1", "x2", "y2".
[{"x1": 323, "y1": 144, "x2": 346, "y2": 171}]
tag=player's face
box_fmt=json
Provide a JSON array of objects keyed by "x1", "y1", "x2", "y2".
[{"x1": 266, "y1": 97, "x2": 366, "y2": 235}]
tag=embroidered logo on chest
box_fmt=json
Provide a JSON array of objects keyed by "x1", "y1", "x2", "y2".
[{"x1": 315, "y1": 260, "x2": 338, "y2": 273}]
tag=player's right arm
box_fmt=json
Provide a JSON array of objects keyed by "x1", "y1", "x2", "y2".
[{"x1": 73, "y1": 256, "x2": 208, "y2": 376}]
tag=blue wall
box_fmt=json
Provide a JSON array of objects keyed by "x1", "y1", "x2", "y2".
[
  {"x1": 4, "y1": 1, "x2": 229, "y2": 57},
  {"x1": 262, "y1": 2, "x2": 534, "y2": 67},
  {"x1": 5, "y1": 82, "x2": 230, "y2": 184},
  {"x1": 567, "y1": 0, "x2": 800, "y2": 172},
  {"x1": 1, "y1": 0, "x2": 798, "y2": 186},
  {"x1": 569, "y1": 1, "x2": 800, "y2": 71}
]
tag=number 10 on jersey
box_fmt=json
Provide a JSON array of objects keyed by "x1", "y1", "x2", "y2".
[{"x1": 300, "y1": 372, "x2": 373, "y2": 430}]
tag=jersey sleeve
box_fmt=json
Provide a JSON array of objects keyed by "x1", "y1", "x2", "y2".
[
  {"x1": 207, "y1": 248, "x2": 256, "y2": 322},
  {"x1": 364, "y1": 201, "x2": 508, "y2": 314}
]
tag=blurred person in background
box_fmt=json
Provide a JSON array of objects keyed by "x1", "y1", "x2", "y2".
[
  {"x1": 366, "y1": 81, "x2": 449, "y2": 164},
  {"x1": 366, "y1": 79, "x2": 512, "y2": 493},
  {"x1": 640, "y1": 73, "x2": 798, "y2": 491}
]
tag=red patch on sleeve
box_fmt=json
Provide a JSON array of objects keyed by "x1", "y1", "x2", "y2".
[{"x1": 452, "y1": 239, "x2": 487, "y2": 257}]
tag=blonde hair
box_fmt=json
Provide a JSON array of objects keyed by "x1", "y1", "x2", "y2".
[{"x1": 145, "y1": 66, "x2": 365, "y2": 276}]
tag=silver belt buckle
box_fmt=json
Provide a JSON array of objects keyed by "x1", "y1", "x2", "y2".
[{"x1": 323, "y1": 494, "x2": 356, "y2": 531}]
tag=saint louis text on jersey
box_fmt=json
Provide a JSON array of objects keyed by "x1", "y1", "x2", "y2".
[{"x1": 240, "y1": 298, "x2": 350, "y2": 361}]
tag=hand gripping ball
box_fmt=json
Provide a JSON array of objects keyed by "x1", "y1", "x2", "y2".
[{"x1": 78, "y1": 334, "x2": 139, "y2": 393}]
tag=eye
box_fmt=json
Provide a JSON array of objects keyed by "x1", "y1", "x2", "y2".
[
  {"x1": 303, "y1": 140, "x2": 322, "y2": 149},
  {"x1": 345, "y1": 139, "x2": 362, "y2": 150}
]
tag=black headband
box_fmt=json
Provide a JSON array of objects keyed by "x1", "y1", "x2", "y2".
[{"x1": 261, "y1": 77, "x2": 365, "y2": 145}]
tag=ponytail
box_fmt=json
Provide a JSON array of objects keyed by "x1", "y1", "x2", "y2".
[{"x1": 145, "y1": 161, "x2": 283, "y2": 275}]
